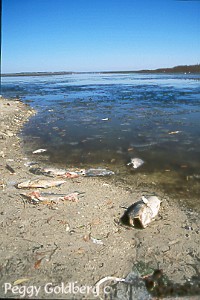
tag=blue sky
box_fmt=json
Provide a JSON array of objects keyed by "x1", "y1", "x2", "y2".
[{"x1": 2, "y1": 0, "x2": 200, "y2": 73}]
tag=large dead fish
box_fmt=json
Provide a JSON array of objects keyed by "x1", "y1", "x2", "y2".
[
  {"x1": 120, "y1": 196, "x2": 161, "y2": 228},
  {"x1": 17, "y1": 179, "x2": 67, "y2": 189},
  {"x1": 20, "y1": 191, "x2": 81, "y2": 204},
  {"x1": 29, "y1": 167, "x2": 114, "y2": 177}
]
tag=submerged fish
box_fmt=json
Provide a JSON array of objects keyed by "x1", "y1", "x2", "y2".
[
  {"x1": 168, "y1": 131, "x2": 181, "y2": 135},
  {"x1": 120, "y1": 196, "x2": 161, "y2": 228},
  {"x1": 127, "y1": 158, "x2": 144, "y2": 169},
  {"x1": 84, "y1": 168, "x2": 115, "y2": 177},
  {"x1": 20, "y1": 191, "x2": 81, "y2": 203},
  {"x1": 32, "y1": 148, "x2": 47, "y2": 154},
  {"x1": 29, "y1": 167, "x2": 114, "y2": 177},
  {"x1": 130, "y1": 142, "x2": 158, "y2": 148},
  {"x1": 17, "y1": 179, "x2": 66, "y2": 189}
]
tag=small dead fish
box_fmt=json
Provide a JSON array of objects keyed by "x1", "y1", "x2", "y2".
[
  {"x1": 20, "y1": 191, "x2": 81, "y2": 203},
  {"x1": 91, "y1": 237, "x2": 104, "y2": 245},
  {"x1": 120, "y1": 196, "x2": 161, "y2": 228},
  {"x1": 69, "y1": 142, "x2": 79, "y2": 146},
  {"x1": 168, "y1": 131, "x2": 181, "y2": 135},
  {"x1": 24, "y1": 161, "x2": 38, "y2": 167},
  {"x1": 17, "y1": 179, "x2": 66, "y2": 189},
  {"x1": 84, "y1": 168, "x2": 114, "y2": 177},
  {"x1": 131, "y1": 142, "x2": 157, "y2": 148},
  {"x1": 32, "y1": 148, "x2": 47, "y2": 154},
  {"x1": 127, "y1": 158, "x2": 144, "y2": 169}
]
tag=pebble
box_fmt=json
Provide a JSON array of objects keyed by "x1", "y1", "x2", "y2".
[
  {"x1": 6, "y1": 131, "x2": 14, "y2": 137},
  {"x1": 0, "y1": 151, "x2": 5, "y2": 157},
  {"x1": 184, "y1": 225, "x2": 193, "y2": 231}
]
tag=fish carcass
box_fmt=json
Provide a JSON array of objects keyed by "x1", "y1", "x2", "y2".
[
  {"x1": 127, "y1": 158, "x2": 144, "y2": 169},
  {"x1": 29, "y1": 166, "x2": 114, "y2": 178},
  {"x1": 17, "y1": 179, "x2": 66, "y2": 189},
  {"x1": 120, "y1": 196, "x2": 161, "y2": 228},
  {"x1": 20, "y1": 191, "x2": 80, "y2": 204},
  {"x1": 84, "y1": 168, "x2": 114, "y2": 177},
  {"x1": 29, "y1": 167, "x2": 83, "y2": 178},
  {"x1": 42, "y1": 167, "x2": 83, "y2": 178},
  {"x1": 32, "y1": 148, "x2": 47, "y2": 154}
]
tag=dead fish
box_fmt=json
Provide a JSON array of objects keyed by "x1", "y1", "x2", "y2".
[
  {"x1": 63, "y1": 172, "x2": 80, "y2": 178},
  {"x1": 20, "y1": 191, "x2": 81, "y2": 204},
  {"x1": 29, "y1": 167, "x2": 68, "y2": 176},
  {"x1": 68, "y1": 142, "x2": 79, "y2": 146},
  {"x1": 32, "y1": 148, "x2": 47, "y2": 154},
  {"x1": 17, "y1": 179, "x2": 66, "y2": 189},
  {"x1": 39, "y1": 167, "x2": 70, "y2": 177},
  {"x1": 84, "y1": 168, "x2": 114, "y2": 177},
  {"x1": 24, "y1": 161, "x2": 38, "y2": 167},
  {"x1": 29, "y1": 167, "x2": 50, "y2": 176},
  {"x1": 29, "y1": 167, "x2": 82, "y2": 178},
  {"x1": 168, "y1": 131, "x2": 181, "y2": 135},
  {"x1": 131, "y1": 142, "x2": 157, "y2": 148},
  {"x1": 127, "y1": 158, "x2": 144, "y2": 169},
  {"x1": 91, "y1": 237, "x2": 104, "y2": 245},
  {"x1": 29, "y1": 166, "x2": 114, "y2": 178},
  {"x1": 120, "y1": 196, "x2": 161, "y2": 228},
  {"x1": 43, "y1": 167, "x2": 67, "y2": 175}
]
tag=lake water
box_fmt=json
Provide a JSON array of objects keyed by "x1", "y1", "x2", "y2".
[{"x1": 2, "y1": 73, "x2": 200, "y2": 210}]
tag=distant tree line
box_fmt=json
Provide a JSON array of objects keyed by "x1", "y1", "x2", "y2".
[
  {"x1": 2, "y1": 64, "x2": 200, "y2": 77},
  {"x1": 136, "y1": 64, "x2": 200, "y2": 74}
]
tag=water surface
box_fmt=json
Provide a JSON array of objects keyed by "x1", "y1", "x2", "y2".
[{"x1": 2, "y1": 73, "x2": 200, "y2": 210}]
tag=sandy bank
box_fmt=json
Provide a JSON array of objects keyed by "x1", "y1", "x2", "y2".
[{"x1": 0, "y1": 97, "x2": 199, "y2": 299}]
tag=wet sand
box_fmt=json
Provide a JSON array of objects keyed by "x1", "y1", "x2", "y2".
[{"x1": 0, "y1": 97, "x2": 199, "y2": 299}]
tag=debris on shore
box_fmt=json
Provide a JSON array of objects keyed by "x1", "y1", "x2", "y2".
[{"x1": 98, "y1": 267, "x2": 200, "y2": 299}]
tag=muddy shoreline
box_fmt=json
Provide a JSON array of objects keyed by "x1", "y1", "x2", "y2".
[{"x1": 0, "y1": 97, "x2": 199, "y2": 299}]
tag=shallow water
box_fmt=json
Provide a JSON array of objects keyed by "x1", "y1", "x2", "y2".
[{"x1": 2, "y1": 73, "x2": 200, "y2": 210}]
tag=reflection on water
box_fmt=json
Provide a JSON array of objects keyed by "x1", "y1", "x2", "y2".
[{"x1": 2, "y1": 73, "x2": 200, "y2": 210}]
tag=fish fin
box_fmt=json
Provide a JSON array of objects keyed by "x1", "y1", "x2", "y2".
[{"x1": 129, "y1": 217, "x2": 134, "y2": 227}]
